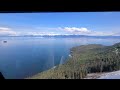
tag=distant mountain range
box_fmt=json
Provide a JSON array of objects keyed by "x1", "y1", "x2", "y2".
[
  {"x1": 15, "y1": 35, "x2": 120, "y2": 38},
  {"x1": 1, "y1": 35, "x2": 120, "y2": 38}
]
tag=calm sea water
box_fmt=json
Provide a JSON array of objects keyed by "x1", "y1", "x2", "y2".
[{"x1": 0, "y1": 36, "x2": 120, "y2": 79}]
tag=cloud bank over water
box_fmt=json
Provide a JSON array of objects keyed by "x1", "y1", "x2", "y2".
[{"x1": 0, "y1": 26, "x2": 119, "y2": 36}]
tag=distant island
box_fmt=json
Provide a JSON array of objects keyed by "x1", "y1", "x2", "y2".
[{"x1": 27, "y1": 42, "x2": 120, "y2": 79}]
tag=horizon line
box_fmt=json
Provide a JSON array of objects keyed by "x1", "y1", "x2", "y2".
[{"x1": 0, "y1": 34, "x2": 120, "y2": 37}]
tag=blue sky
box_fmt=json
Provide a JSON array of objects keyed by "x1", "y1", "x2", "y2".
[{"x1": 0, "y1": 12, "x2": 120, "y2": 36}]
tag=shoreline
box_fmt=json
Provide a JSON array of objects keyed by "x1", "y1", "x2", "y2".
[{"x1": 26, "y1": 52, "x2": 73, "y2": 79}]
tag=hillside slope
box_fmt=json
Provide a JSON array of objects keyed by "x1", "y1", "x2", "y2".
[{"x1": 27, "y1": 42, "x2": 120, "y2": 79}]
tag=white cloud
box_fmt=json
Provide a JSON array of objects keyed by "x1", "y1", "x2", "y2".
[
  {"x1": 63, "y1": 27, "x2": 90, "y2": 33},
  {"x1": 0, "y1": 27, "x2": 11, "y2": 31},
  {"x1": 0, "y1": 27, "x2": 18, "y2": 36},
  {"x1": 59, "y1": 27, "x2": 92, "y2": 35},
  {"x1": 58, "y1": 27, "x2": 116, "y2": 36}
]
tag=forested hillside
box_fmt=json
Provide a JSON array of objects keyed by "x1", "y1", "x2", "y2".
[{"x1": 28, "y1": 42, "x2": 120, "y2": 79}]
